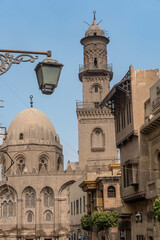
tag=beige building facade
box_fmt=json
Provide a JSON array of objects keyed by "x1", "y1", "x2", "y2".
[
  {"x1": 79, "y1": 164, "x2": 122, "y2": 240},
  {"x1": 77, "y1": 16, "x2": 118, "y2": 170},
  {"x1": 101, "y1": 66, "x2": 160, "y2": 240},
  {"x1": 69, "y1": 15, "x2": 119, "y2": 240},
  {"x1": 0, "y1": 108, "x2": 82, "y2": 240},
  {"x1": 0, "y1": 14, "x2": 119, "y2": 240}
]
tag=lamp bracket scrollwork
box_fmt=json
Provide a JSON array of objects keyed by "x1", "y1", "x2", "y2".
[
  {"x1": 0, "y1": 52, "x2": 38, "y2": 76},
  {"x1": 0, "y1": 49, "x2": 51, "y2": 76}
]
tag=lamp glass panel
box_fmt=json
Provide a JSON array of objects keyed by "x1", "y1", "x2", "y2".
[
  {"x1": 36, "y1": 67, "x2": 43, "y2": 88},
  {"x1": 42, "y1": 65, "x2": 61, "y2": 86}
]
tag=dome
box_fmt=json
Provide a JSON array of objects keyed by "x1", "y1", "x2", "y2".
[
  {"x1": 6, "y1": 108, "x2": 59, "y2": 145},
  {"x1": 85, "y1": 20, "x2": 105, "y2": 37}
]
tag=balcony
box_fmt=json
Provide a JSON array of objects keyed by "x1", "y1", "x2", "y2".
[
  {"x1": 76, "y1": 101, "x2": 100, "y2": 110},
  {"x1": 79, "y1": 63, "x2": 112, "y2": 73},
  {"x1": 79, "y1": 63, "x2": 113, "y2": 81}
]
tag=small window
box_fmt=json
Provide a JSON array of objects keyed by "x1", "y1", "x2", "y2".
[
  {"x1": 19, "y1": 133, "x2": 23, "y2": 140},
  {"x1": 94, "y1": 102, "x2": 99, "y2": 108},
  {"x1": 80, "y1": 198, "x2": 82, "y2": 214},
  {"x1": 46, "y1": 211, "x2": 52, "y2": 222},
  {"x1": 76, "y1": 199, "x2": 79, "y2": 214},
  {"x1": 94, "y1": 58, "x2": 98, "y2": 68},
  {"x1": 83, "y1": 196, "x2": 85, "y2": 213},
  {"x1": 27, "y1": 211, "x2": 33, "y2": 223},
  {"x1": 107, "y1": 186, "x2": 116, "y2": 198},
  {"x1": 95, "y1": 86, "x2": 99, "y2": 93},
  {"x1": 94, "y1": 32, "x2": 97, "y2": 36},
  {"x1": 71, "y1": 202, "x2": 73, "y2": 215}
]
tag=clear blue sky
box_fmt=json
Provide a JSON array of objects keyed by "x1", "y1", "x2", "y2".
[{"x1": 0, "y1": 0, "x2": 160, "y2": 166}]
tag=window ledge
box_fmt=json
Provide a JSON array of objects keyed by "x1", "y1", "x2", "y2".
[{"x1": 91, "y1": 147, "x2": 105, "y2": 152}]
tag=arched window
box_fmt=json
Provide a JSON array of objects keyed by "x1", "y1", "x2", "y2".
[
  {"x1": 19, "y1": 133, "x2": 23, "y2": 140},
  {"x1": 45, "y1": 211, "x2": 52, "y2": 222},
  {"x1": 57, "y1": 155, "x2": 63, "y2": 171},
  {"x1": 3, "y1": 201, "x2": 7, "y2": 218},
  {"x1": 95, "y1": 85, "x2": 99, "y2": 93},
  {"x1": 1, "y1": 190, "x2": 15, "y2": 218},
  {"x1": 94, "y1": 58, "x2": 98, "y2": 68},
  {"x1": 16, "y1": 157, "x2": 25, "y2": 174},
  {"x1": 1, "y1": 156, "x2": 6, "y2": 175},
  {"x1": 25, "y1": 188, "x2": 36, "y2": 208},
  {"x1": 8, "y1": 200, "x2": 13, "y2": 217},
  {"x1": 43, "y1": 187, "x2": 54, "y2": 208},
  {"x1": 27, "y1": 211, "x2": 33, "y2": 223},
  {"x1": 107, "y1": 186, "x2": 116, "y2": 198},
  {"x1": 91, "y1": 128, "x2": 105, "y2": 151},
  {"x1": 39, "y1": 157, "x2": 48, "y2": 173}
]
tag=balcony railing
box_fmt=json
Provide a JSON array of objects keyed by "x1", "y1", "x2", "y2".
[
  {"x1": 76, "y1": 101, "x2": 101, "y2": 110},
  {"x1": 79, "y1": 63, "x2": 112, "y2": 73}
]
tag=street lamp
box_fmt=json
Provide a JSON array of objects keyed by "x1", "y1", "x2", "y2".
[
  {"x1": 35, "y1": 56, "x2": 63, "y2": 95},
  {"x1": 0, "y1": 49, "x2": 63, "y2": 95}
]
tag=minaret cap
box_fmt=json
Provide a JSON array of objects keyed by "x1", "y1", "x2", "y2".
[{"x1": 85, "y1": 11, "x2": 105, "y2": 37}]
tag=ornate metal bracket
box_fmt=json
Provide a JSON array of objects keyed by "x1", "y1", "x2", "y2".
[
  {"x1": 0, "y1": 49, "x2": 51, "y2": 76},
  {"x1": 0, "y1": 149, "x2": 14, "y2": 174}
]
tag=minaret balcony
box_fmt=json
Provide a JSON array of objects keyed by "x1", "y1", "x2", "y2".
[
  {"x1": 76, "y1": 101, "x2": 100, "y2": 110},
  {"x1": 79, "y1": 63, "x2": 113, "y2": 81}
]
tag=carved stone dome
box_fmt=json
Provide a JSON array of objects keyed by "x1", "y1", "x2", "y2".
[
  {"x1": 6, "y1": 108, "x2": 59, "y2": 145},
  {"x1": 85, "y1": 20, "x2": 105, "y2": 37}
]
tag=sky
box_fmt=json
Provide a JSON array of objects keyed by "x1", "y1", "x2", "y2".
[{"x1": 0, "y1": 0, "x2": 160, "y2": 166}]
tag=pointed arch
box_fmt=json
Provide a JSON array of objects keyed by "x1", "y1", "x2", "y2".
[
  {"x1": 59, "y1": 180, "x2": 75, "y2": 195},
  {"x1": 22, "y1": 186, "x2": 36, "y2": 208},
  {"x1": 26, "y1": 210, "x2": 34, "y2": 223},
  {"x1": 91, "y1": 128, "x2": 105, "y2": 152},
  {"x1": 38, "y1": 153, "x2": 51, "y2": 173},
  {"x1": 0, "y1": 185, "x2": 17, "y2": 219},
  {"x1": 14, "y1": 153, "x2": 27, "y2": 175},
  {"x1": 40, "y1": 187, "x2": 54, "y2": 208}
]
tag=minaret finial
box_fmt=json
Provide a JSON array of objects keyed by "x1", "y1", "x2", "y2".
[
  {"x1": 30, "y1": 95, "x2": 33, "y2": 108},
  {"x1": 93, "y1": 10, "x2": 96, "y2": 20}
]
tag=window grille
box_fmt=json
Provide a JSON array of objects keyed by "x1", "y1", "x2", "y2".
[
  {"x1": 39, "y1": 157, "x2": 48, "y2": 173},
  {"x1": 25, "y1": 188, "x2": 36, "y2": 208},
  {"x1": 17, "y1": 157, "x2": 25, "y2": 174},
  {"x1": 43, "y1": 187, "x2": 54, "y2": 207},
  {"x1": 3, "y1": 201, "x2": 7, "y2": 218},
  {"x1": 8, "y1": 201, "x2": 13, "y2": 217},
  {"x1": 27, "y1": 211, "x2": 33, "y2": 223},
  {"x1": 107, "y1": 186, "x2": 116, "y2": 198},
  {"x1": 46, "y1": 211, "x2": 52, "y2": 222}
]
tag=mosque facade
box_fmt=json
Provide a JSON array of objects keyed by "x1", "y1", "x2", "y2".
[{"x1": 0, "y1": 14, "x2": 118, "y2": 240}]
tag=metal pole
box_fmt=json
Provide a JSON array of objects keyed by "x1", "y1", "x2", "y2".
[{"x1": 0, "y1": 49, "x2": 51, "y2": 57}]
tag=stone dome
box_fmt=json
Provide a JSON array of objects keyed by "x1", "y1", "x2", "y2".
[
  {"x1": 85, "y1": 20, "x2": 105, "y2": 37},
  {"x1": 6, "y1": 108, "x2": 59, "y2": 145}
]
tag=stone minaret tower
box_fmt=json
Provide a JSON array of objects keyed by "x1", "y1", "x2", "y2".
[{"x1": 77, "y1": 12, "x2": 118, "y2": 170}]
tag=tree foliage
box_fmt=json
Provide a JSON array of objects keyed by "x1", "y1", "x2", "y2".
[
  {"x1": 80, "y1": 210, "x2": 119, "y2": 232},
  {"x1": 92, "y1": 210, "x2": 119, "y2": 232},
  {"x1": 80, "y1": 214, "x2": 93, "y2": 231},
  {"x1": 153, "y1": 197, "x2": 160, "y2": 222}
]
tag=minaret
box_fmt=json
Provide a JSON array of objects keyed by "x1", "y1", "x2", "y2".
[{"x1": 77, "y1": 12, "x2": 118, "y2": 170}]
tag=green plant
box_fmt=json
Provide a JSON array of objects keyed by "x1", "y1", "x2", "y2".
[
  {"x1": 80, "y1": 214, "x2": 93, "y2": 231},
  {"x1": 80, "y1": 210, "x2": 119, "y2": 240},
  {"x1": 153, "y1": 197, "x2": 160, "y2": 222},
  {"x1": 92, "y1": 210, "x2": 119, "y2": 231}
]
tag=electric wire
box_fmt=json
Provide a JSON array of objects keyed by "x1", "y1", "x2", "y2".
[{"x1": 0, "y1": 77, "x2": 79, "y2": 160}]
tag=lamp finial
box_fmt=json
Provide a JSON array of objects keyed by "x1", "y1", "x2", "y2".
[{"x1": 30, "y1": 95, "x2": 33, "y2": 108}]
